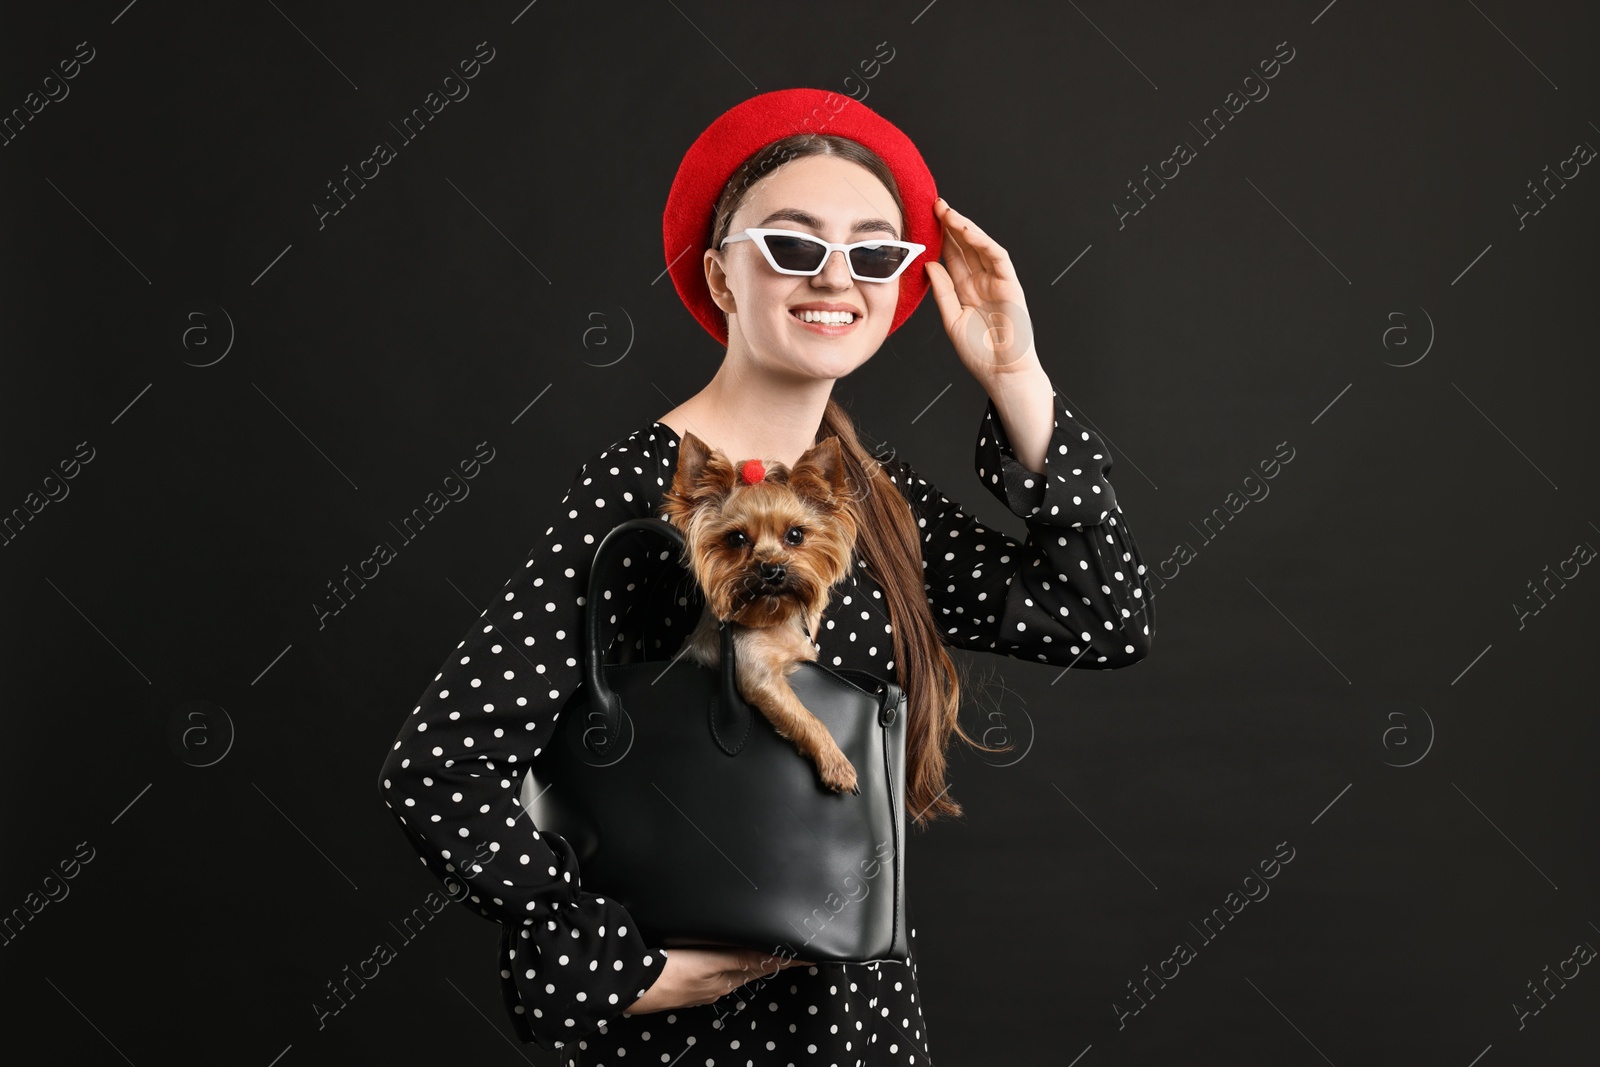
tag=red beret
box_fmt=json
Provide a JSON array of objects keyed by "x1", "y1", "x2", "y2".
[{"x1": 663, "y1": 87, "x2": 942, "y2": 347}]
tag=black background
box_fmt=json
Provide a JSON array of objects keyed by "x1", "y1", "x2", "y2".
[{"x1": 2, "y1": 1, "x2": 1596, "y2": 1064}]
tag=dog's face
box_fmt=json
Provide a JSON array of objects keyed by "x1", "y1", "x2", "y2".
[{"x1": 659, "y1": 434, "x2": 861, "y2": 628}]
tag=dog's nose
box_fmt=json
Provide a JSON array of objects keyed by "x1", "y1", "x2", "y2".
[{"x1": 758, "y1": 562, "x2": 786, "y2": 583}]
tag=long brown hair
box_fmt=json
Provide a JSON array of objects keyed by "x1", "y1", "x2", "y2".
[{"x1": 708, "y1": 133, "x2": 1009, "y2": 827}]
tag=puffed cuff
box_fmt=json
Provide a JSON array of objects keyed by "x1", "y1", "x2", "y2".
[
  {"x1": 502, "y1": 890, "x2": 670, "y2": 1051},
  {"x1": 976, "y1": 387, "x2": 1118, "y2": 527}
]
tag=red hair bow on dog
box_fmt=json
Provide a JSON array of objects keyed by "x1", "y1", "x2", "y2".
[{"x1": 739, "y1": 459, "x2": 767, "y2": 485}]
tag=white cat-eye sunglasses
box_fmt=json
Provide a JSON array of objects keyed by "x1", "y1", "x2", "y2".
[{"x1": 720, "y1": 227, "x2": 927, "y2": 283}]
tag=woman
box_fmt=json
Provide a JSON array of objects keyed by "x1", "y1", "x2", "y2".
[{"x1": 378, "y1": 88, "x2": 1154, "y2": 1064}]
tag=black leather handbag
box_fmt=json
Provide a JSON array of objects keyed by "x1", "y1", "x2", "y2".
[{"x1": 522, "y1": 516, "x2": 910, "y2": 964}]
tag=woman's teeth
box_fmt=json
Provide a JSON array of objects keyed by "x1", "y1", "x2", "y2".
[{"x1": 794, "y1": 309, "x2": 856, "y2": 325}]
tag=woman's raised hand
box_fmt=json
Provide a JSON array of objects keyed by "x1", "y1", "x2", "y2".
[
  {"x1": 626, "y1": 946, "x2": 818, "y2": 1014},
  {"x1": 923, "y1": 196, "x2": 1040, "y2": 387}
]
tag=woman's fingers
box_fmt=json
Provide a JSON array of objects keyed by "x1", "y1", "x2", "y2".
[
  {"x1": 740, "y1": 948, "x2": 807, "y2": 975},
  {"x1": 937, "y1": 198, "x2": 1017, "y2": 285},
  {"x1": 942, "y1": 227, "x2": 977, "y2": 295},
  {"x1": 936, "y1": 204, "x2": 978, "y2": 292},
  {"x1": 924, "y1": 260, "x2": 967, "y2": 335}
]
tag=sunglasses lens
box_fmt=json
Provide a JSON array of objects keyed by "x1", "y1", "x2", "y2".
[
  {"x1": 762, "y1": 233, "x2": 828, "y2": 273},
  {"x1": 848, "y1": 242, "x2": 911, "y2": 279}
]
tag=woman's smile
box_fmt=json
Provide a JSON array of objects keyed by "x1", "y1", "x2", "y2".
[{"x1": 788, "y1": 301, "x2": 864, "y2": 337}]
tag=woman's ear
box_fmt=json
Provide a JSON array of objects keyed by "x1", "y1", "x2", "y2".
[{"x1": 703, "y1": 249, "x2": 736, "y2": 314}]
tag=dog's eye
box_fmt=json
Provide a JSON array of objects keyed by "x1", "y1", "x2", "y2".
[
  {"x1": 785, "y1": 526, "x2": 805, "y2": 546},
  {"x1": 725, "y1": 530, "x2": 749, "y2": 549}
]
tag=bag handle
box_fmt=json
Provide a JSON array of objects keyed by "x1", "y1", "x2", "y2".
[{"x1": 581, "y1": 517, "x2": 750, "y2": 756}]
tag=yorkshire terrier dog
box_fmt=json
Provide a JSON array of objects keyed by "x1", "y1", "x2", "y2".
[{"x1": 658, "y1": 432, "x2": 864, "y2": 794}]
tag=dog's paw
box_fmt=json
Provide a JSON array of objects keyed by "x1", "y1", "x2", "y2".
[{"x1": 818, "y1": 750, "x2": 859, "y2": 795}]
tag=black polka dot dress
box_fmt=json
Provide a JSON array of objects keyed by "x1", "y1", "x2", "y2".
[{"x1": 378, "y1": 389, "x2": 1155, "y2": 1064}]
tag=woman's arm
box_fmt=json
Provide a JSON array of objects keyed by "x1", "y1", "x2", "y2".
[
  {"x1": 983, "y1": 361, "x2": 1057, "y2": 475},
  {"x1": 876, "y1": 386, "x2": 1155, "y2": 668},
  {"x1": 911, "y1": 199, "x2": 1154, "y2": 665},
  {"x1": 377, "y1": 434, "x2": 670, "y2": 1051}
]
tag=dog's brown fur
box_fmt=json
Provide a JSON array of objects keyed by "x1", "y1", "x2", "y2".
[{"x1": 659, "y1": 433, "x2": 864, "y2": 793}]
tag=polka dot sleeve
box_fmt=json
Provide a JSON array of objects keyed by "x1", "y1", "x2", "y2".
[
  {"x1": 377, "y1": 444, "x2": 670, "y2": 1052},
  {"x1": 879, "y1": 389, "x2": 1155, "y2": 666}
]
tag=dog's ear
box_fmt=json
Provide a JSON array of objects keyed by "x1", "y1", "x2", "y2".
[
  {"x1": 662, "y1": 431, "x2": 738, "y2": 524},
  {"x1": 789, "y1": 436, "x2": 852, "y2": 507},
  {"x1": 673, "y1": 432, "x2": 713, "y2": 489}
]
